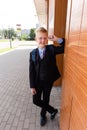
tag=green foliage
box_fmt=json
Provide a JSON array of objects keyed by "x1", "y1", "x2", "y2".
[
  {"x1": 20, "y1": 34, "x2": 29, "y2": 41},
  {"x1": 0, "y1": 48, "x2": 15, "y2": 53},
  {"x1": 3, "y1": 29, "x2": 8, "y2": 39},
  {"x1": 0, "y1": 28, "x2": 36, "y2": 41},
  {"x1": 1, "y1": 28, "x2": 17, "y2": 39},
  {"x1": 0, "y1": 30, "x2": 2, "y2": 36},
  {"x1": 18, "y1": 28, "x2": 36, "y2": 41},
  {"x1": 29, "y1": 28, "x2": 35, "y2": 40},
  {"x1": 0, "y1": 30, "x2": 2, "y2": 39},
  {"x1": 8, "y1": 28, "x2": 17, "y2": 39},
  {"x1": 18, "y1": 36, "x2": 22, "y2": 41}
]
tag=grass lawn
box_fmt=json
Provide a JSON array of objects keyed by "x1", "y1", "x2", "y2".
[
  {"x1": 0, "y1": 39, "x2": 9, "y2": 42},
  {"x1": 0, "y1": 48, "x2": 15, "y2": 53}
]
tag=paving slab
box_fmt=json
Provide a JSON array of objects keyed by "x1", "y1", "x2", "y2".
[{"x1": 0, "y1": 47, "x2": 61, "y2": 130}]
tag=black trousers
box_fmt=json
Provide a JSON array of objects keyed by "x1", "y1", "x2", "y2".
[{"x1": 33, "y1": 80, "x2": 55, "y2": 117}]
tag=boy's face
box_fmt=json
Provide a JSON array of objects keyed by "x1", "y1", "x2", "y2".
[{"x1": 35, "y1": 32, "x2": 48, "y2": 48}]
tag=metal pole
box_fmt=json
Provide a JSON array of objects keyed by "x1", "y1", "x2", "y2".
[
  {"x1": 10, "y1": 39, "x2": 12, "y2": 48},
  {"x1": 9, "y1": 27, "x2": 12, "y2": 48}
]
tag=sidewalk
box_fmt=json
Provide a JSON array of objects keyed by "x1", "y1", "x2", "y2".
[{"x1": 0, "y1": 47, "x2": 61, "y2": 130}]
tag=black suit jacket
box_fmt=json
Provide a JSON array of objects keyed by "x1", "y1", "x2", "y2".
[{"x1": 29, "y1": 39, "x2": 65, "y2": 88}]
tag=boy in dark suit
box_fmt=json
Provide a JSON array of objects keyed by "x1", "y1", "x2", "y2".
[{"x1": 29, "y1": 27, "x2": 65, "y2": 126}]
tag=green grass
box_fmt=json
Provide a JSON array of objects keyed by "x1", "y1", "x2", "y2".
[
  {"x1": 0, "y1": 39, "x2": 9, "y2": 42},
  {"x1": 0, "y1": 48, "x2": 15, "y2": 53}
]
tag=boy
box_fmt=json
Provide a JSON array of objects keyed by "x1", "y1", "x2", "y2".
[{"x1": 29, "y1": 27, "x2": 65, "y2": 126}]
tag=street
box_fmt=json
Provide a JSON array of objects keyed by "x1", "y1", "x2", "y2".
[{"x1": 0, "y1": 40, "x2": 37, "y2": 49}]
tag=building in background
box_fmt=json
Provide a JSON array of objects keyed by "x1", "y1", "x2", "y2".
[
  {"x1": 34, "y1": 0, "x2": 87, "y2": 130},
  {"x1": 21, "y1": 29, "x2": 30, "y2": 35}
]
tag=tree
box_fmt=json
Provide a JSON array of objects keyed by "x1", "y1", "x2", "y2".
[
  {"x1": 0, "y1": 30, "x2": 2, "y2": 38},
  {"x1": 3, "y1": 29, "x2": 8, "y2": 39},
  {"x1": 21, "y1": 34, "x2": 29, "y2": 40},
  {"x1": 29, "y1": 28, "x2": 35, "y2": 40},
  {"x1": 8, "y1": 28, "x2": 17, "y2": 39},
  {"x1": 2, "y1": 28, "x2": 17, "y2": 39}
]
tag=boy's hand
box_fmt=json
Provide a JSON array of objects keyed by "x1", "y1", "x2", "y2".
[
  {"x1": 31, "y1": 88, "x2": 37, "y2": 95},
  {"x1": 48, "y1": 35, "x2": 58, "y2": 42}
]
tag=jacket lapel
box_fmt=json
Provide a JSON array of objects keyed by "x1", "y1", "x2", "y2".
[
  {"x1": 44, "y1": 46, "x2": 50, "y2": 61},
  {"x1": 35, "y1": 48, "x2": 40, "y2": 62},
  {"x1": 35, "y1": 49, "x2": 40, "y2": 82}
]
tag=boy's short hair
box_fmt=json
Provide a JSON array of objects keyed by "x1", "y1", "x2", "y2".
[{"x1": 35, "y1": 27, "x2": 48, "y2": 35}]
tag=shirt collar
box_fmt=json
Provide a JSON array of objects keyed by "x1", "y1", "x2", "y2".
[{"x1": 38, "y1": 47, "x2": 46, "y2": 52}]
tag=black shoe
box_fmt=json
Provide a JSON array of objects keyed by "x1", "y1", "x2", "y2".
[
  {"x1": 40, "y1": 116, "x2": 47, "y2": 126},
  {"x1": 50, "y1": 109, "x2": 58, "y2": 120}
]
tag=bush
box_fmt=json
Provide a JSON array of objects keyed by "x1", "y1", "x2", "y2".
[
  {"x1": 29, "y1": 28, "x2": 35, "y2": 40},
  {"x1": 20, "y1": 34, "x2": 29, "y2": 41}
]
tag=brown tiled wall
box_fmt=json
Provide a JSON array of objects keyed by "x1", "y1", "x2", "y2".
[
  {"x1": 48, "y1": 0, "x2": 67, "y2": 86},
  {"x1": 60, "y1": 0, "x2": 87, "y2": 129}
]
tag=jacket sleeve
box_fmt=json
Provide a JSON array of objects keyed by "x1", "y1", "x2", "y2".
[
  {"x1": 53, "y1": 38, "x2": 65, "y2": 55},
  {"x1": 29, "y1": 52, "x2": 36, "y2": 88}
]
